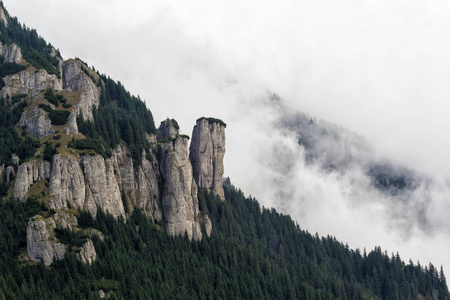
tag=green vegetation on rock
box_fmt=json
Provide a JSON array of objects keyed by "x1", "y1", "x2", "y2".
[{"x1": 197, "y1": 116, "x2": 227, "y2": 127}]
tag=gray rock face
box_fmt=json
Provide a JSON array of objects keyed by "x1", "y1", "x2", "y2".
[
  {"x1": 13, "y1": 160, "x2": 51, "y2": 201},
  {"x1": 27, "y1": 212, "x2": 96, "y2": 266},
  {"x1": 190, "y1": 118, "x2": 226, "y2": 200},
  {"x1": 11, "y1": 154, "x2": 19, "y2": 165},
  {"x1": 81, "y1": 154, "x2": 125, "y2": 218},
  {"x1": 48, "y1": 154, "x2": 125, "y2": 219},
  {"x1": 0, "y1": 43, "x2": 22, "y2": 63},
  {"x1": 20, "y1": 106, "x2": 54, "y2": 138},
  {"x1": 111, "y1": 145, "x2": 161, "y2": 220},
  {"x1": 0, "y1": 6, "x2": 7, "y2": 26},
  {"x1": 77, "y1": 239, "x2": 97, "y2": 265},
  {"x1": 158, "y1": 119, "x2": 179, "y2": 139},
  {"x1": 1, "y1": 68, "x2": 62, "y2": 99},
  {"x1": 62, "y1": 60, "x2": 99, "y2": 121},
  {"x1": 49, "y1": 154, "x2": 85, "y2": 210},
  {"x1": 6, "y1": 166, "x2": 14, "y2": 183},
  {"x1": 160, "y1": 136, "x2": 202, "y2": 240},
  {"x1": 52, "y1": 211, "x2": 78, "y2": 230},
  {"x1": 27, "y1": 215, "x2": 66, "y2": 266}
]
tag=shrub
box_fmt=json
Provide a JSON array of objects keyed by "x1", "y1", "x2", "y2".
[
  {"x1": 48, "y1": 110, "x2": 70, "y2": 125},
  {"x1": 68, "y1": 138, "x2": 111, "y2": 158},
  {"x1": 43, "y1": 88, "x2": 58, "y2": 107},
  {"x1": 11, "y1": 93, "x2": 27, "y2": 103},
  {"x1": 62, "y1": 103, "x2": 72, "y2": 108},
  {"x1": 53, "y1": 134, "x2": 61, "y2": 140}
]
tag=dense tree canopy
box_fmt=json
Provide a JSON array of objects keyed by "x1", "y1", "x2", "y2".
[{"x1": 0, "y1": 182, "x2": 448, "y2": 299}]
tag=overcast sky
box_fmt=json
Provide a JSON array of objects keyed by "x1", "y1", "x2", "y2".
[{"x1": 5, "y1": 0, "x2": 450, "y2": 271}]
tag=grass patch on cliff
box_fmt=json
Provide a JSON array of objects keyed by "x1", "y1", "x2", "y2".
[
  {"x1": 26, "y1": 178, "x2": 51, "y2": 202},
  {"x1": 197, "y1": 117, "x2": 227, "y2": 127}
]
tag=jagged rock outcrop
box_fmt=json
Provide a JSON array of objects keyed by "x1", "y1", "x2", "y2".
[
  {"x1": 77, "y1": 239, "x2": 96, "y2": 265},
  {"x1": 48, "y1": 154, "x2": 125, "y2": 219},
  {"x1": 27, "y1": 211, "x2": 97, "y2": 266},
  {"x1": 6, "y1": 166, "x2": 14, "y2": 183},
  {"x1": 190, "y1": 118, "x2": 226, "y2": 200},
  {"x1": 1, "y1": 68, "x2": 62, "y2": 99},
  {"x1": 11, "y1": 154, "x2": 19, "y2": 165},
  {"x1": 81, "y1": 154, "x2": 125, "y2": 218},
  {"x1": 50, "y1": 47, "x2": 64, "y2": 78},
  {"x1": 52, "y1": 210, "x2": 78, "y2": 230},
  {"x1": 62, "y1": 60, "x2": 99, "y2": 121},
  {"x1": 13, "y1": 160, "x2": 51, "y2": 201},
  {"x1": 0, "y1": 43, "x2": 23, "y2": 63},
  {"x1": 111, "y1": 145, "x2": 161, "y2": 220},
  {"x1": 157, "y1": 119, "x2": 179, "y2": 140},
  {"x1": 14, "y1": 117, "x2": 224, "y2": 242},
  {"x1": 158, "y1": 121, "x2": 202, "y2": 240},
  {"x1": 86, "y1": 228, "x2": 104, "y2": 241},
  {"x1": 19, "y1": 106, "x2": 54, "y2": 138},
  {"x1": 49, "y1": 154, "x2": 85, "y2": 211},
  {"x1": 27, "y1": 215, "x2": 66, "y2": 266},
  {"x1": 0, "y1": 5, "x2": 7, "y2": 26}
]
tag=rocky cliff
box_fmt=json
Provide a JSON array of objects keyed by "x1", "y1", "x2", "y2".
[
  {"x1": 26, "y1": 212, "x2": 77, "y2": 266},
  {"x1": 158, "y1": 120, "x2": 202, "y2": 240},
  {"x1": 0, "y1": 43, "x2": 23, "y2": 63},
  {"x1": 190, "y1": 118, "x2": 226, "y2": 200},
  {"x1": 1, "y1": 20, "x2": 223, "y2": 264}
]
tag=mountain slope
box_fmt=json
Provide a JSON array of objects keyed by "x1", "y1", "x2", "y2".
[{"x1": 0, "y1": 2, "x2": 448, "y2": 299}]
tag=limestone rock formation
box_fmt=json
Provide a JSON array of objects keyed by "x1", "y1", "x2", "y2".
[
  {"x1": 157, "y1": 118, "x2": 179, "y2": 140},
  {"x1": 111, "y1": 145, "x2": 161, "y2": 220},
  {"x1": 0, "y1": 43, "x2": 23, "y2": 63},
  {"x1": 13, "y1": 116, "x2": 226, "y2": 242},
  {"x1": 49, "y1": 154, "x2": 85, "y2": 211},
  {"x1": 19, "y1": 105, "x2": 54, "y2": 138},
  {"x1": 48, "y1": 154, "x2": 125, "y2": 219},
  {"x1": 1, "y1": 68, "x2": 62, "y2": 99},
  {"x1": 27, "y1": 212, "x2": 97, "y2": 266},
  {"x1": 77, "y1": 239, "x2": 97, "y2": 265},
  {"x1": 190, "y1": 118, "x2": 226, "y2": 200},
  {"x1": 13, "y1": 160, "x2": 51, "y2": 201},
  {"x1": 159, "y1": 121, "x2": 202, "y2": 240},
  {"x1": 5, "y1": 166, "x2": 14, "y2": 183},
  {"x1": 27, "y1": 215, "x2": 66, "y2": 266},
  {"x1": 81, "y1": 154, "x2": 125, "y2": 218},
  {"x1": 62, "y1": 60, "x2": 99, "y2": 121},
  {"x1": 0, "y1": 5, "x2": 7, "y2": 26}
]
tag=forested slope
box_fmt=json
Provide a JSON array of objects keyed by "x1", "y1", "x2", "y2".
[{"x1": 0, "y1": 182, "x2": 448, "y2": 299}]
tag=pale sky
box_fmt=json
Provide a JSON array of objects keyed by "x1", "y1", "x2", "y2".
[{"x1": 5, "y1": 0, "x2": 450, "y2": 272}]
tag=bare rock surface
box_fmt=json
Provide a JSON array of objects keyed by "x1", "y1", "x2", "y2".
[
  {"x1": 190, "y1": 118, "x2": 226, "y2": 200},
  {"x1": 13, "y1": 160, "x2": 51, "y2": 201},
  {"x1": 26, "y1": 215, "x2": 66, "y2": 266}
]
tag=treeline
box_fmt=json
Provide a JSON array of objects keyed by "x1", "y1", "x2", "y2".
[
  {"x1": 0, "y1": 182, "x2": 447, "y2": 299},
  {"x1": 76, "y1": 74, "x2": 156, "y2": 165},
  {"x1": 0, "y1": 2, "x2": 60, "y2": 77}
]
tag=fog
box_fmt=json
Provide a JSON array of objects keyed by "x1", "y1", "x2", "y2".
[{"x1": 5, "y1": 0, "x2": 450, "y2": 272}]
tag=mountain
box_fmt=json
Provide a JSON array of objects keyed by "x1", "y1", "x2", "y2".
[{"x1": 0, "y1": 2, "x2": 448, "y2": 299}]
